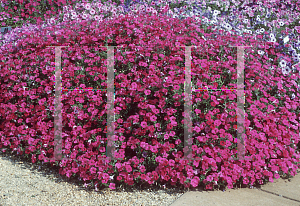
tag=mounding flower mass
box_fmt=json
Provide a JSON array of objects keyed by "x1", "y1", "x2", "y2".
[{"x1": 0, "y1": 12, "x2": 300, "y2": 191}]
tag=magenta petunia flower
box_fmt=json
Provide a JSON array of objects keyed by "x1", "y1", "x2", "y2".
[{"x1": 141, "y1": 121, "x2": 147, "y2": 128}]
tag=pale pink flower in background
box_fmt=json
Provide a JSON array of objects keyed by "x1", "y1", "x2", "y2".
[
  {"x1": 84, "y1": 3, "x2": 91, "y2": 10},
  {"x1": 71, "y1": 11, "x2": 77, "y2": 16},
  {"x1": 81, "y1": 13, "x2": 88, "y2": 19},
  {"x1": 194, "y1": 169, "x2": 200, "y2": 175},
  {"x1": 95, "y1": 183, "x2": 99, "y2": 191},
  {"x1": 94, "y1": 15, "x2": 100, "y2": 21},
  {"x1": 90, "y1": 9, "x2": 96, "y2": 15}
]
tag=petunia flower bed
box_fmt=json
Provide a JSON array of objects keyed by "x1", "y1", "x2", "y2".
[
  {"x1": 1, "y1": 12, "x2": 300, "y2": 192},
  {"x1": 1, "y1": 0, "x2": 300, "y2": 65}
]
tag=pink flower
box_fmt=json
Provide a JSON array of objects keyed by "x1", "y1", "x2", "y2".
[
  {"x1": 274, "y1": 173, "x2": 280, "y2": 179},
  {"x1": 201, "y1": 62, "x2": 207, "y2": 68},
  {"x1": 140, "y1": 174, "x2": 147, "y2": 180},
  {"x1": 269, "y1": 176, "x2": 274, "y2": 183},
  {"x1": 206, "y1": 183, "x2": 213, "y2": 190},
  {"x1": 154, "y1": 123, "x2": 161, "y2": 129},
  {"x1": 139, "y1": 165, "x2": 146, "y2": 173},
  {"x1": 169, "y1": 159, "x2": 175, "y2": 167},
  {"x1": 149, "y1": 125, "x2": 155, "y2": 133},
  {"x1": 109, "y1": 183, "x2": 116, "y2": 190},
  {"x1": 119, "y1": 135, "x2": 125, "y2": 141},
  {"x1": 141, "y1": 121, "x2": 147, "y2": 128},
  {"x1": 214, "y1": 120, "x2": 221, "y2": 127},
  {"x1": 170, "y1": 121, "x2": 177, "y2": 126},
  {"x1": 203, "y1": 94, "x2": 209, "y2": 100},
  {"x1": 117, "y1": 56, "x2": 123, "y2": 61},
  {"x1": 117, "y1": 118, "x2": 123, "y2": 124},
  {"x1": 192, "y1": 145, "x2": 198, "y2": 151},
  {"x1": 169, "y1": 131, "x2": 175, "y2": 137},
  {"x1": 175, "y1": 139, "x2": 181, "y2": 145},
  {"x1": 150, "y1": 146, "x2": 158, "y2": 153},
  {"x1": 149, "y1": 65, "x2": 156, "y2": 69},
  {"x1": 207, "y1": 175, "x2": 213, "y2": 182},
  {"x1": 144, "y1": 89, "x2": 151, "y2": 95},
  {"x1": 120, "y1": 82, "x2": 127, "y2": 87},
  {"x1": 243, "y1": 177, "x2": 249, "y2": 185},
  {"x1": 90, "y1": 167, "x2": 96, "y2": 174},
  {"x1": 125, "y1": 165, "x2": 132, "y2": 172},
  {"x1": 153, "y1": 109, "x2": 159, "y2": 114},
  {"x1": 150, "y1": 115, "x2": 157, "y2": 122},
  {"x1": 195, "y1": 109, "x2": 201, "y2": 114},
  {"x1": 174, "y1": 85, "x2": 180, "y2": 90},
  {"x1": 99, "y1": 147, "x2": 105, "y2": 153},
  {"x1": 194, "y1": 126, "x2": 201, "y2": 133},
  {"x1": 191, "y1": 176, "x2": 200, "y2": 187},
  {"x1": 131, "y1": 82, "x2": 137, "y2": 90}
]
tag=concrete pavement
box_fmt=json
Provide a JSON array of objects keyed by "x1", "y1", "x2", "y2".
[{"x1": 170, "y1": 169, "x2": 300, "y2": 206}]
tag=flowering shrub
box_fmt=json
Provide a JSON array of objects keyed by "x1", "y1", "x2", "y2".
[{"x1": 0, "y1": 10, "x2": 300, "y2": 192}]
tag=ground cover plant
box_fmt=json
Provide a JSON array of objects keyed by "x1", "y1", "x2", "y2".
[{"x1": 0, "y1": 0, "x2": 300, "y2": 192}]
